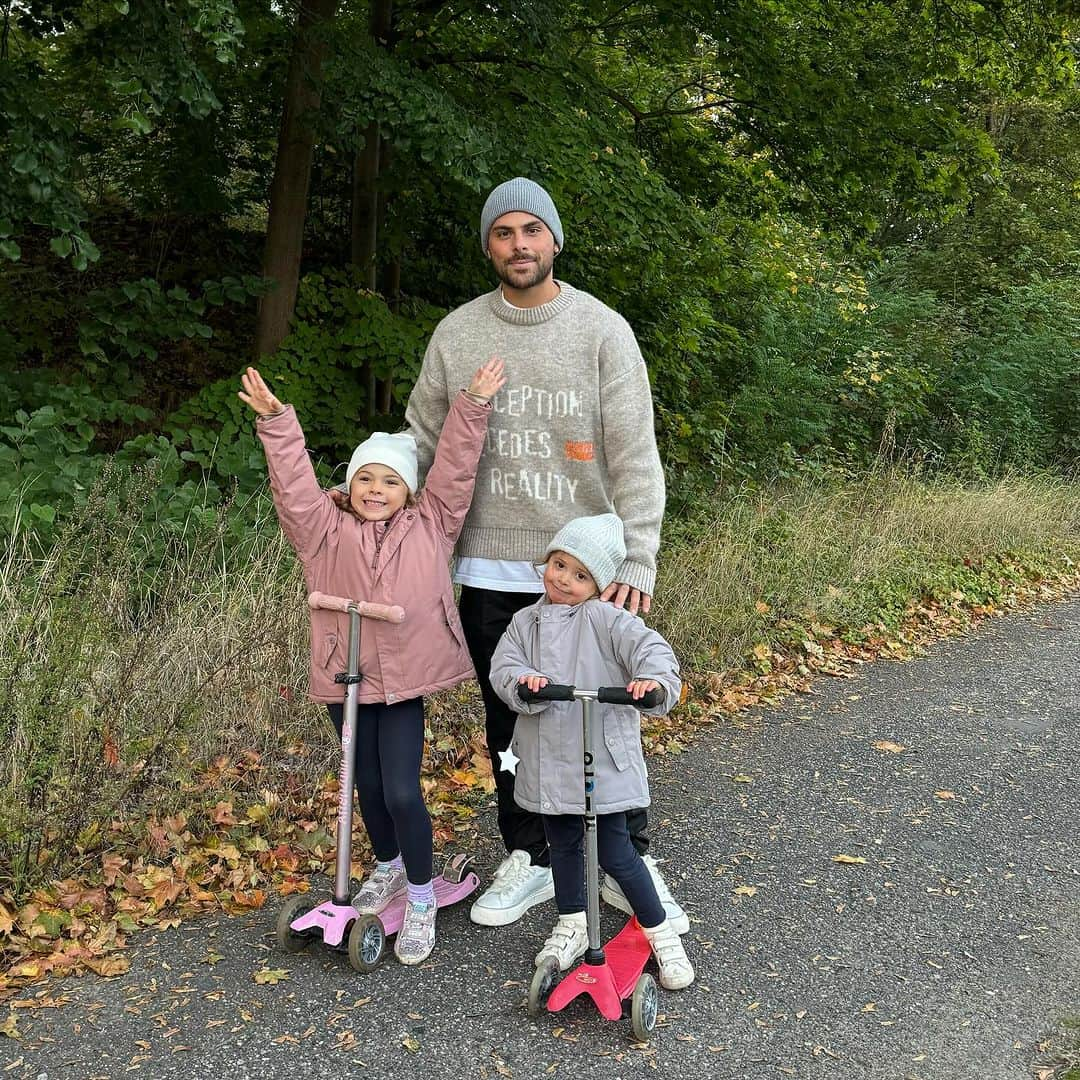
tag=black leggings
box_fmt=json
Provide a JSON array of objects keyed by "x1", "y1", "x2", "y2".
[
  {"x1": 543, "y1": 812, "x2": 664, "y2": 928},
  {"x1": 327, "y1": 698, "x2": 432, "y2": 885}
]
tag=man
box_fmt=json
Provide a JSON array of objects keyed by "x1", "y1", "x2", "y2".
[{"x1": 404, "y1": 177, "x2": 688, "y2": 932}]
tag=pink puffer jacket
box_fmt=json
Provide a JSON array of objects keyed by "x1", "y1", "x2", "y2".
[{"x1": 257, "y1": 392, "x2": 490, "y2": 704}]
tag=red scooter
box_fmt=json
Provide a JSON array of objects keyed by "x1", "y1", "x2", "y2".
[{"x1": 518, "y1": 683, "x2": 664, "y2": 1042}]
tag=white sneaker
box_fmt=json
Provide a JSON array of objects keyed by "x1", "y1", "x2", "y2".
[
  {"x1": 535, "y1": 912, "x2": 589, "y2": 971},
  {"x1": 642, "y1": 918, "x2": 695, "y2": 990},
  {"x1": 601, "y1": 854, "x2": 690, "y2": 934},
  {"x1": 469, "y1": 850, "x2": 555, "y2": 927}
]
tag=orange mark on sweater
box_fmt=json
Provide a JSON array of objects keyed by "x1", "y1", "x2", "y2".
[{"x1": 564, "y1": 440, "x2": 595, "y2": 461}]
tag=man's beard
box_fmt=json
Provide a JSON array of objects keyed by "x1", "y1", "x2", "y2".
[{"x1": 494, "y1": 251, "x2": 554, "y2": 290}]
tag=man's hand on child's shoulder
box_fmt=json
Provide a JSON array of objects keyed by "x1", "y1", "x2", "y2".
[{"x1": 601, "y1": 581, "x2": 652, "y2": 617}]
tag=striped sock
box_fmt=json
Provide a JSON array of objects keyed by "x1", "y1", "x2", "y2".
[
  {"x1": 377, "y1": 855, "x2": 404, "y2": 874},
  {"x1": 407, "y1": 880, "x2": 435, "y2": 907}
]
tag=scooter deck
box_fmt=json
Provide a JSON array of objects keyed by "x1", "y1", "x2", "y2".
[
  {"x1": 548, "y1": 917, "x2": 652, "y2": 1020},
  {"x1": 290, "y1": 872, "x2": 479, "y2": 946}
]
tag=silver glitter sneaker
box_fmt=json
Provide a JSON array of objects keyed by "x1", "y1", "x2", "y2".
[
  {"x1": 352, "y1": 864, "x2": 407, "y2": 915},
  {"x1": 394, "y1": 899, "x2": 437, "y2": 965}
]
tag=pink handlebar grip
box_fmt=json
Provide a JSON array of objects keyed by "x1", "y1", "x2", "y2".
[{"x1": 308, "y1": 591, "x2": 405, "y2": 623}]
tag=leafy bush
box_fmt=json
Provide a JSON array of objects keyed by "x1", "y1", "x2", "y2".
[{"x1": 169, "y1": 269, "x2": 445, "y2": 487}]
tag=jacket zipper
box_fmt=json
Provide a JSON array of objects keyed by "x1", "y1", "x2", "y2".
[{"x1": 372, "y1": 524, "x2": 386, "y2": 573}]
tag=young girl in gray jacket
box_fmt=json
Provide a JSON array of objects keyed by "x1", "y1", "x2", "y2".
[{"x1": 488, "y1": 514, "x2": 694, "y2": 990}]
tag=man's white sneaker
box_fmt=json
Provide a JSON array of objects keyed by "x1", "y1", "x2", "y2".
[
  {"x1": 601, "y1": 854, "x2": 690, "y2": 934},
  {"x1": 642, "y1": 918, "x2": 695, "y2": 990},
  {"x1": 469, "y1": 850, "x2": 555, "y2": 927},
  {"x1": 534, "y1": 912, "x2": 589, "y2": 971}
]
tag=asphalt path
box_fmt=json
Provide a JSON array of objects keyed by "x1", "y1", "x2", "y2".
[{"x1": 5, "y1": 597, "x2": 1079, "y2": 1080}]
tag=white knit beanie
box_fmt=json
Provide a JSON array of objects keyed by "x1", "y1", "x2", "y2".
[
  {"x1": 545, "y1": 514, "x2": 626, "y2": 593},
  {"x1": 480, "y1": 177, "x2": 564, "y2": 254},
  {"x1": 345, "y1": 431, "x2": 418, "y2": 493}
]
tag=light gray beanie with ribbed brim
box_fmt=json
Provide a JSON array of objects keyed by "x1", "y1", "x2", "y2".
[
  {"x1": 544, "y1": 513, "x2": 626, "y2": 593},
  {"x1": 480, "y1": 177, "x2": 564, "y2": 254}
]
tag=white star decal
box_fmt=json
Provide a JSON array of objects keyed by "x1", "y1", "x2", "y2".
[{"x1": 498, "y1": 746, "x2": 520, "y2": 776}]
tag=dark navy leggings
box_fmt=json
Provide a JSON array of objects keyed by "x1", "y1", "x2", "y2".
[
  {"x1": 327, "y1": 698, "x2": 432, "y2": 885},
  {"x1": 543, "y1": 812, "x2": 665, "y2": 928}
]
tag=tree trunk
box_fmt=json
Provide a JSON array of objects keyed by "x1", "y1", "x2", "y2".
[
  {"x1": 255, "y1": 0, "x2": 340, "y2": 358},
  {"x1": 351, "y1": 125, "x2": 381, "y2": 288},
  {"x1": 350, "y1": 0, "x2": 394, "y2": 415}
]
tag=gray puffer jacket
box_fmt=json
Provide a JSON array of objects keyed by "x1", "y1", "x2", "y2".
[{"x1": 489, "y1": 597, "x2": 682, "y2": 815}]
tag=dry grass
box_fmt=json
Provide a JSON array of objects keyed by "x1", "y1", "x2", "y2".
[
  {"x1": 653, "y1": 471, "x2": 1080, "y2": 669},
  {"x1": 3, "y1": 466, "x2": 1079, "y2": 900}
]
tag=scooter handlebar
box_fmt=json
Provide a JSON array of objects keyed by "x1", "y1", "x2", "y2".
[
  {"x1": 516, "y1": 683, "x2": 576, "y2": 702},
  {"x1": 308, "y1": 591, "x2": 406, "y2": 623},
  {"x1": 516, "y1": 684, "x2": 664, "y2": 710}
]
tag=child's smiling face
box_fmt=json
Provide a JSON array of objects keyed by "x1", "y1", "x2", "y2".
[
  {"x1": 349, "y1": 463, "x2": 409, "y2": 521},
  {"x1": 543, "y1": 550, "x2": 599, "y2": 606}
]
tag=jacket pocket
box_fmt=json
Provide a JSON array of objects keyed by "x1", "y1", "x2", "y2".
[
  {"x1": 601, "y1": 713, "x2": 631, "y2": 772},
  {"x1": 320, "y1": 632, "x2": 339, "y2": 668},
  {"x1": 442, "y1": 595, "x2": 467, "y2": 650}
]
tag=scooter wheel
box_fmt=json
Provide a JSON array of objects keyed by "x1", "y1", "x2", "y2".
[
  {"x1": 528, "y1": 957, "x2": 559, "y2": 1018},
  {"x1": 630, "y1": 972, "x2": 659, "y2": 1042},
  {"x1": 348, "y1": 914, "x2": 385, "y2": 973},
  {"x1": 275, "y1": 895, "x2": 316, "y2": 954},
  {"x1": 441, "y1": 852, "x2": 475, "y2": 884}
]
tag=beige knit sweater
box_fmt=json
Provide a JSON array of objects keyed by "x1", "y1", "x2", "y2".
[{"x1": 405, "y1": 283, "x2": 665, "y2": 595}]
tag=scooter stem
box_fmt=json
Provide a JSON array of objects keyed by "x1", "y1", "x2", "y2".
[
  {"x1": 582, "y1": 696, "x2": 605, "y2": 963},
  {"x1": 333, "y1": 607, "x2": 362, "y2": 904}
]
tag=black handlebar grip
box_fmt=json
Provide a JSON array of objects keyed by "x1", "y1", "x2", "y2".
[
  {"x1": 597, "y1": 686, "x2": 664, "y2": 709},
  {"x1": 517, "y1": 683, "x2": 576, "y2": 703}
]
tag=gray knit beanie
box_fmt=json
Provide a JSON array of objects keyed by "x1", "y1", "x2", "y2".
[
  {"x1": 544, "y1": 514, "x2": 626, "y2": 593},
  {"x1": 480, "y1": 177, "x2": 564, "y2": 254}
]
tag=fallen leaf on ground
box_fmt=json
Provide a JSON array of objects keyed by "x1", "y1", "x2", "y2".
[
  {"x1": 253, "y1": 968, "x2": 289, "y2": 985},
  {"x1": 873, "y1": 740, "x2": 906, "y2": 753}
]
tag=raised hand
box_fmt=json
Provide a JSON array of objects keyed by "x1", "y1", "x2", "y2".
[
  {"x1": 238, "y1": 367, "x2": 284, "y2": 416},
  {"x1": 467, "y1": 357, "x2": 507, "y2": 401}
]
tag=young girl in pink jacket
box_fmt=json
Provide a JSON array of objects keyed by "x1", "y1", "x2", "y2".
[{"x1": 239, "y1": 359, "x2": 505, "y2": 965}]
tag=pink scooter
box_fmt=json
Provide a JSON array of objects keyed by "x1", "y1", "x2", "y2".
[
  {"x1": 518, "y1": 683, "x2": 664, "y2": 1042},
  {"x1": 275, "y1": 591, "x2": 479, "y2": 972}
]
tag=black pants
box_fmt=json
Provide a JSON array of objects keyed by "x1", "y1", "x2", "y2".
[
  {"x1": 544, "y1": 813, "x2": 664, "y2": 927},
  {"x1": 327, "y1": 698, "x2": 432, "y2": 884},
  {"x1": 458, "y1": 585, "x2": 649, "y2": 867}
]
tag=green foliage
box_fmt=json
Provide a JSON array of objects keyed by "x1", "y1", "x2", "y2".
[
  {"x1": 1, "y1": 0, "x2": 1079, "y2": 540},
  {"x1": 170, "y1": 269, "x2": 445, "y2": 487},
  {"x1": 1, "y1": 0, "x2": 245, "y2": 267},
  {"x1": 79, "y1": 273, "x2": 268, "y2": 363}
]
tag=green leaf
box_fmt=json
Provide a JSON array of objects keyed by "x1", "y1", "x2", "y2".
[
  {"x1": 11, "y1": 151, "x2": 37, "y2": 175},
  {"x1": 29, "y1": 504, "x2": 57, "y2": 524},
  {"x1": 50, "y1": 234, "x2": 73, "y2": 259}
]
